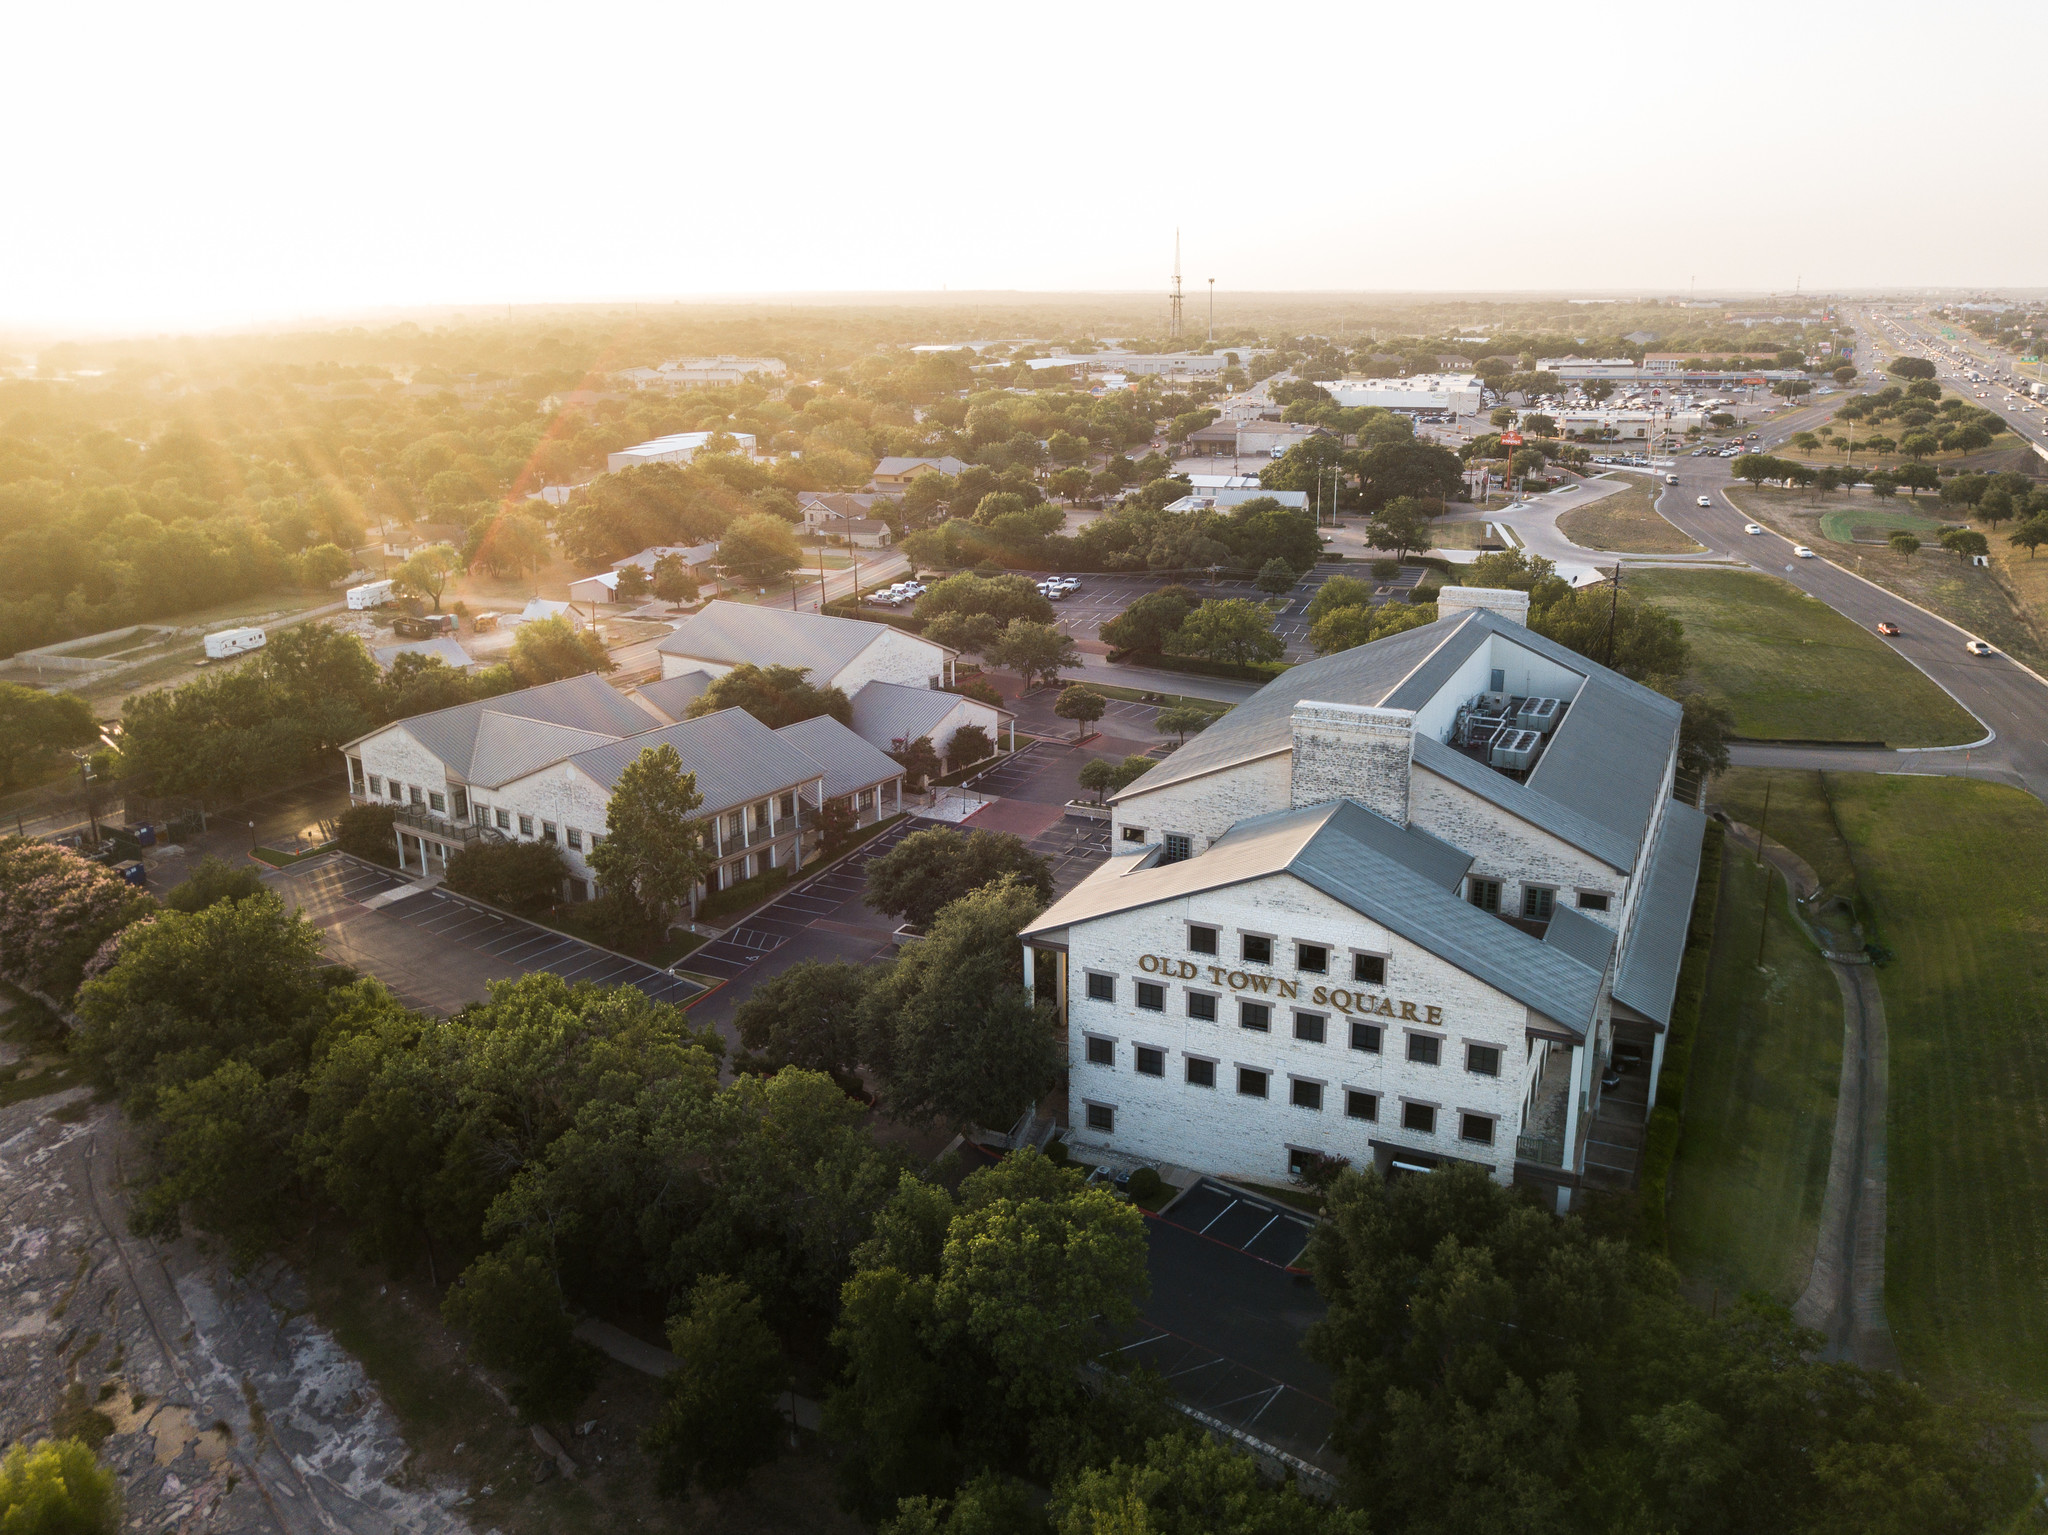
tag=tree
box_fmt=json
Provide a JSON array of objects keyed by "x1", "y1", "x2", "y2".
[
  {"x1": 1790, "y1": 431, "x2": 1820, "y2": 454},
  {"x1": 1098, "y1": 588, "x2": 1198, "y2": 655},
  {"x1": 394, "y1": 542, "x2": 463, "y2": 611},
  {"x1": 860, "y1": 878, "x2": 1061, "y2": 1129},
  {"x1": 1677, "y1": 693, "x2": 1734, "y2": 782},
  {"x1": 650, "y1": 553, "x2": 699, "y2": 604},
  {"x1": 613, "y1": 561, "x2": 651, "y2": 602},
  {"x1": 129, "y1": 1057, "x2": 302, "y2": 1262},
  {"x1": 946, "y1": 723, "x2": 992, "y2": 767},
  {"x1": 1310, "y1": 599, "x2": 1434, "y2": 656},
  {"x1": 442, "y1": 1248, "x2": 599, "y2": 1421},
  {"x1": 865, "y1": 828, "x2": 1052, "y2": 930},
  {"x1": 734, "y1": 960, "x2": 870, "y2": 1088},
  {"x1": 294, "y1": 541, "x2": 354, "y2": 589},
  {"x1": 1530, "y1": 581, "x2": 1688, "y2": 688},
  {"x1": 1362, "y1": 495, "x2": 1437, "y2": 560},
  {"x1": 984, "y1": 620, "x2": 1079, "y2": 689},
  {"x1": 717, "y1": 512, "x2": 803, "y2": 586},
  {"x1": 1350, "y1": 440, "x2": 1463, "y2": 510},
  {"x1": 642, "y1": 1274, "x2": 785, "y2": 1495},
  {"x1": 1976, "y1": 488, "x2": 2016, "y2": 528},
  {"x1": 1049, "y1": 467, "x2": 1092, "y2": 504},
  {"x1": 1834, "y1": 365, "x2": 1858, "y2": 384},
  {"x1": 1168, "y1": 600, "x2": 1283, "y2": 667},
  {"x1": 1153, "y1": 705, "x2": 1214, "y2": 742},
  {"x1": 1896, "y1": 462, "x2": 1940, "y2": 496},
  {"x1": 1304, "y1": 574, "x2": 1374, "y2": 626},
  {"x1": 2008, "y1": 519, "x2": 2048, "y2": 559},
  {"x1": 1254, "y1": 557, "x2": 1296, "y2": 594},
  {"x1": 1889, "y1": 532, "x2": 1922, "y2": 557},
  {"x1": 891, "y1": 737, "x2": 941, "y2": 791},
  {"x1": 1048, "y1": 1433, "x2": 1367, "y2": 1535},
  {"x1": 336, "y1": 802, "x2": 397, "y2": 862},
  {"x1": 509, "y1": 614, "x2": 612, "y2": 685},
  {"x1": 0, "y1": 682, "x2": 95, "y2": 791},
  {"x1": 1076, "y1": 758, "x2": 1119, "y2": 805},
  {"x1": 1898, "y1": 431, "x2": 1939, "y2": 460},
  {"x1": 444, "y1": 840, "x2": 570, "y2": 913},
  {"x1": 0, "y1": 1438, "x2": 122, "y2": 1535},
  {"x1": 1940, "y1": 528, "x2": 1989, "y2": 562},
  {"x1": 690, "y1": 662, "x2": 851, "y2": 728},
  {"x1": 162, "y1": 854, "x2": 266, "y2": 913},
  {"x1": 1888, "y1": 356, "x2": 1937, "y2": 380},
  {"x1": 468, "y1": 510, "x2": 550, "y2": 577},
  {"x1": 586, "y1": 743, "x2": 713, "y2": 930},
  {"x1": 915, "y1": 573, "x2": 1055, "y2": 627},
  {"x1": 1869, "y1": 471, "x2": 1898, "y2": 500},
  {"x1": 1053, "y1": 684, "x2": 1105, "y2": 741},
  {"x1": 922, "y1": 611, "x2": 1003, "y2": 656}
]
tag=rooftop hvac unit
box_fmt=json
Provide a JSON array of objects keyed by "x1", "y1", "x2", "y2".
[
  {"x1": 1517, "y1": 696, "x2": 1561, "y2": 733},
  {"x1": 1489, "y1": 729, "x2": 1541, "y2": 772}
]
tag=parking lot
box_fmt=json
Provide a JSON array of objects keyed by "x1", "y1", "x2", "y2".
[
  {"x1": 268, "y1": 854, "x2": 704, "y2": 1014},
  {"x1": 1157, "y1": 1178, "x2": 1318, "y2": 1269}
]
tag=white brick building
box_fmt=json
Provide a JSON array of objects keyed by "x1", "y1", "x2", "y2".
[
  {"x1": 341, "y1": 673, "x2": 903, "y2": 909},
  {"x1": 1020, "y1": 590, "x2": 1706, "y2": 1209}
]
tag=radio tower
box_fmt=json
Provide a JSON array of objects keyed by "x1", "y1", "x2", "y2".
[{"x1": 1169, "y1": 231, "x2": 1184, "y2": 343}]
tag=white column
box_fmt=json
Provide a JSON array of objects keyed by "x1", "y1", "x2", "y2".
[
  {"x1": 1645, "y1": 1029, "x2": 1668, "y2": 1112},
  {"x1": 1561, "y1": 1044, "x2": 1586, "y2": 1172},
  {"x1": 1022, "y1": 944, "x2": 1035, "y2": 999}
]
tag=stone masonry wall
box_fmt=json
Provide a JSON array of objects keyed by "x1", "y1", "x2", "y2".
[{"x1": 1288, "y1": 703, "x2": 1415, "y2": 824}]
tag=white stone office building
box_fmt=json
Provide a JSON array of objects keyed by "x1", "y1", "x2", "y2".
[
  {"x1": 1019, "y1": 589, "x2": 1706, "y2": 1208},
  {"x1": 341, "y1": 673, "x2": 903, "y2": 907}
]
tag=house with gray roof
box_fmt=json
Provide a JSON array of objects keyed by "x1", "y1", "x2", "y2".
[
  {"x1": 656, "y1": 601, "x2": 957, "y2": 695},
  {"x1": 1019, "y1": 587, "x2": 1704, "y2": 1210},
  {"x1": 341, "y1": 671, "x2": 901, "y2": 911},
  {"x1": 848, "y1": 679, "x2": 1015, "y2": 766}
]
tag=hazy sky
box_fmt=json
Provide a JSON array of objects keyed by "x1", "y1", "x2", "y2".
[{"x1": 6, "y1": 0, "x2": 2042, "y2": 332}]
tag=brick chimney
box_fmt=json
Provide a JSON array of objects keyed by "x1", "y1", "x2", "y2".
[{"x1": 1290, "y1": 702, "x2": 1414, "y2": 825}]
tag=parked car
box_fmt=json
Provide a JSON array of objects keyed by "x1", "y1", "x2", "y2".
[
  {"x1": 1965, "y1": 639, "x2": 1995, "y2": 656},
  {"x1": 1876, "y1": 622, "x2": 1900, "y2": 636}
]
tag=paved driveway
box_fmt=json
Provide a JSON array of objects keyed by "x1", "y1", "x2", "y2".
[{"x1": 268, "y1": 854, "x2": 702, "y2": 1014}]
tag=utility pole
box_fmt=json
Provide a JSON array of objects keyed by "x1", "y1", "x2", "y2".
[
  {"x1": 1207, "y1": 278, "x2": 1215, "y2": 345},
  {"x1": 1604, "y1": 566, "x2": 1621, "y2": 667},
  {"x1": 1169, "y1": 232, "x2": 1183, "y2": 344},
  {"x1": 1755, "y1": 778, "x2": 1772, "y2": 865},
  {"x1": 1756, "y1": 861, "x2": 1773, "y2": 966}
]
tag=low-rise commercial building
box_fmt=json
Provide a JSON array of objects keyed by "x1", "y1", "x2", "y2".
[
  {"x1": 1019, "y1": 589, "x2": 1704, "y2": 1209},
  {"x1": 1183, "y1": 421, "x2": 1328, "y2": 458},
  {"x1": 872, "y1": 456, "x2": 969, "y2": 487},
  {"x1": 606, "y1": 431, "x2": 759, "y2": 474},
  {"x1": 657, "y1": 602, "x2": 957, "y2": 693},
  {"x1": 1314, "y1": 375, "x2": 1487, "y2": 415},
  {"x1": 617, "y1": 357, "x2": 788, "y2": 390}
]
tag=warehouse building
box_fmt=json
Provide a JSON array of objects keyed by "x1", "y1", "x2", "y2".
[
  {"x1": 1019, "y1": 588, "x2": 1705, "y2": 1208},
  {"x1": 1313, "y1": 374, "x2": 1487, "y2": 415},
  {"x1": 605, "y1": 431, "x2": 759, "y2": 473}
]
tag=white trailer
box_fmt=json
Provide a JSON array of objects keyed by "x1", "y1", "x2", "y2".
[
  {"x1": 203, "y1": 627, "x2": 267, "y2": 660},
  {"x1": 347, "y1": 579, "x2": 396, "y2": 610}
]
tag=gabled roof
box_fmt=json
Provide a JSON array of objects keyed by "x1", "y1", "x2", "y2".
[
  {"x1": 1022, "y1": 798, "x2": 1604, "y2": 1034},
  {"x1": 561, "y1": 707, "x2": 824, "y2": 817},
  {"x1": 874, "y1": 455, "x2": 967, "y2": 477},
  {"x1": 635, "y1": 671, "x2": 715, "y2": 724},
  {"x1": 1413, "y1": 733, "x2": 1638, "y2": 872},
  {"x1": 849, "y1": 679, "x2": 1004, "y2": 752},
  {"x1": 1614, "y1": 802, "x2": 1709, "y2": 1027},
  {"x1": 356, "y1": 673, "x2": 654, "y2": 784},
  {"x1": 371, "y1": 637, "x2": 474, "y2": 671},
  {"x1": 775, "y1": 716, "x2": 906, "y2": 799},
  {"x1": 655, "y1": 600, "x2": 944, "y2": 678}
]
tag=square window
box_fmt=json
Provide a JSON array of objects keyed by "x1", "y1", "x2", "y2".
[
  {"x1": 1402, "y1": 1101, "x2": 1437, "y2": 1134},
  {"x1": 1468, "y1": 878, "x2": 1501, "y2": 913},
  {"x1": 519, "y1": 815, "x2": 534, "y2": 838},
  {"x1": 474, "y1": 803, "x2": 490, "y2": 826},
  {"x1": 1241, "y1": 933, "x2": 1272, "y2": 965},
  {"x1": 1187, "y1": 924, "x2": 1217, "y2": 955},
  {"x1": 1350, "y1": 1020, "x2": 1383, "y2": 1054},
  {"x1": 1187, "y1": 992, "x2": 1217, "y2": 1022},
  {"x1": 1290, "y1": 1078, "x2": 1323, "y2": 1111},
  {"x1": 1460, "y1": 1113, "x2": 1496, "y2": 1146},
  {"x1": 1086, "y1": 1102, "x2": 1115, "y2": 1132},
  {"x1": 1407, "y1": 1034, "x2": 1441, "y2": 1066},
  {"x1": 1522, "y1": 886, "x2": 1555, "y2": 921},
  {"x1": 1467, "y1": 1044, "x2": 1502, "y2": 1077},
  {"x1": 567, "y1": 828, "x2": 583, "y2": 852},
  {"x1": 1085, "y1": 1036, "x2": 1115, "y2": 1066},
  {"x1": 427, "y1": 791, "x2": 446, "y2": 814},
  {"x1": 1136, "y1": 982, "x2": 1165, "y2": 1012},
  {"x1": 367, "y1": 775, "x2": 382, "y2": 795},
  {"x1": 541, "y1": 821, "x2": 558, "y2": 845},
  {"x1": 1186, "y1": 1057, "x2": 1216, "y2": 1088},
  {"x1": 409, "y1": 786, "x2": 424, "y2": 806},
  {"x1": 1238, "y1": 1001, "x2": 1271, "y2": 1032},
  {"x1": 1353, "y1": 953, "x2": 1386, "y2": 985},
  {"x1": 1122, "y1": 826, "x2": 1145, "y2": 843},
  {"x1": 1236, "y1": 1067, "x2": 1269, "y2": 1098},
  {"x1": 588, "y1": 832, "x2": 602, "y2": 851},
  {"x1": 1086, "y1": 972, "x2": 1115, "y2": 1003},
  {"x1": 496, "y1": 808, "x2": 511, "y2": 831},
  {"x1": 1296, "y1": 942, "x2": 1328, "y2": 974},
  {"x1": 1345, "y1": 1089, "x2": 1379, "y2": 1121},
  {"x1": 1293, "y1": 1011, "x2": 1326, "y2": 1044},
  {"x1": 1136, "y1": 1046, "x2": 1165, "y2": 1077},
  {"x1": 1577, "y1": 890, "x2": 1610, "y2": 912},
  {"x1": 1162, "y1": 833, "x2": 1192, "y2": 864}
]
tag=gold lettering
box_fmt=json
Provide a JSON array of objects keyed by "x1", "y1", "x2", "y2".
[
  {"x1": 1277, "y1": 979, "x2": 1298, "y2": 1000},
  {"x1": 1139, "y1": 954, "x2": 1160, "y2": 973},
  {"x1": 1399, "y1": 1000, "x2": 1420, "y2": 1021},
  {"x1": 1330, "y1": 988, "x2": 1354, "y2": 1013},
  {"x1": 1209, "y1": 965, "x2": 1227, "y2": 985},
  {"x1": 1377, "y1": 996, "x2": 1395, "y2": 1017},
  {"x1": 1311, "y1": 986, "x2": 1330, "y2": 1006},
  {"x1": 1426, "y1": 1005, "x2": 1443, "y2": 1026},
  {"x1": 1179, "y1": 960, "x2": 1198, "y2": 979},
  {"x1": 1227, "y1": 970, "x2": 1247, "y2": 990},
  {"x1": 1242, "y1": 974, "x2": 1271, "y2": 994}
]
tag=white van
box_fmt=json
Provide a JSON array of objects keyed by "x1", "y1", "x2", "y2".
[
  {"x1": 203, "y1": 627, "x2": 267, "y2": 659},
  {"x1": 347, "y1": 579, "x2": 395, "y2": 610}
]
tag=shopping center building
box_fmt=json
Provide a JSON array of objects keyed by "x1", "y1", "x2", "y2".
[{"x1": 1019, "y1": 588, "x2": 1706, "y2": 1208}]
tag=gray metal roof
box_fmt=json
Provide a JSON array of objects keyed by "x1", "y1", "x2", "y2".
[
  {"x1": 636, "y1": 671, "x2": 715, "y2": 724},
  {"x1": 656, "y1": 601, "x2": 943, "y2": 679},
  {"x1": 1523, "y1": 658, "x2": 1681, "y2": 872},
  {"x1": 1113, "y1": 614, "x2": 1487, "y2": 798},
  {"x1": 466, "y1": 713, "x2": 621, "y2": 788},
  {"x1": 1413, "y1": 733, "x2": 1639, "y2": 872},
  {"x1": 1023, "y1": 798, "x2": 1604, "y2": 1035},
  {"x1": 1614, "y1": 801, "x2": 1709, "y2": 1027},
  {"x1": 849, "y1": 680, "x2": 1002, "y2": 752},
  {"x1": 371, "y1": 637, "x2": 475, "y2": 671},
  {"x1": 774, "y1": 716, "x2": 906, "y2": 800},
  {"x1": 1543, "y1": 904, "x2": 1617, "y2": 976},
  {"x1": 371, "y1": 673, "x2": 655, "y2": 783},
  {"x1": 564, "y1": 707, "x2": 825, "y2": 816}
]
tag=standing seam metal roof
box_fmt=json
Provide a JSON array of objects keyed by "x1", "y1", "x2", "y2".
[
  {"x1": 1613, "y1": 801, "x2": 1709, "y2": 1026},
  {"x1": 562, "y1": 707, "x2": 825, "y2": 816},
  {"x1": 774, "y1": 716, "x2": 907, "y2": 800},
  {"x1": 655, "y1": 601, "x2": 945, "y2": 679},
  {"x1": 362, "y1": 673, "x2": 658, "y2": 781}
]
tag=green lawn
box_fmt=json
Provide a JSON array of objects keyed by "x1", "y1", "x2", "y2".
[
  {"x1": 1665, "y1": 846, "x2": 1842, "y2": 1303},
  {"x1": 1820, "y1": 774, "x2": 2048, "y2": 1404},
  {"x1": 1711, "y1": 768, "x2": 1862, "y2": 897},
  {"x1": 1557, "y1": 474, "x2": 1703, "y2": 555},
  {"x1": 1628, "y1": 569, "x2": 1980, "y2": 746}
]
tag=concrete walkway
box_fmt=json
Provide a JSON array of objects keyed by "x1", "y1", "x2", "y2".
[{"x1": 1722, "y1": 818, "x2": 1899, "y2": 1372}]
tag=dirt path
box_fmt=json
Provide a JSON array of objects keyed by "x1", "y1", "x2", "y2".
[{"x1": 1722, "y1": 819, "x2": 1899, "y2": 1372}]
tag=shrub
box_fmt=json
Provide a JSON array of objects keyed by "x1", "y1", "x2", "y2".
[
  {"x1": 0, "y1": 1438, "x2": 122, "y2": 1534},
  {"x1": 336, "y1": 803, "x2": 398, "y2": 864},
  {"x1": 1045, "y1": 1138, "x2": 1070, "y2": 1165},
  {"x1": 443, "y1": 840, "x2": 569, "y2": 914},
  {"x1": 162, "y1": 855, "x2": 266, "y2": 912},
  {"x1": 1372, "y1": 558, "x2": 1400, "y2": 580},
  {"x1": 1125, "y1": 1166, "x2": 1163, "y2": 1203},
  {"x1": 0, "y1": 837, "x2": 156, "y2": 1001}
]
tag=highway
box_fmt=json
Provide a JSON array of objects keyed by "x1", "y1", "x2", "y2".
[{"x1": 1647, "y1": 307, "x2": 2048, "y2": 801}]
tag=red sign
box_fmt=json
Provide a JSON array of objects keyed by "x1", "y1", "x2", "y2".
[{"x1": 1498, "y1": 431, "x2": 1524, "y2": 446}]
